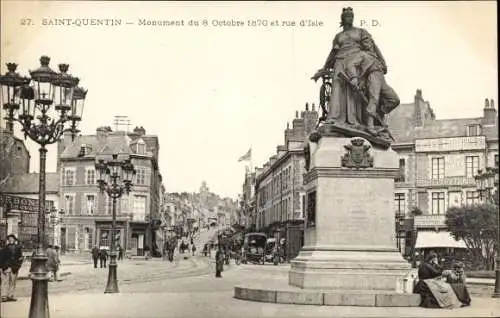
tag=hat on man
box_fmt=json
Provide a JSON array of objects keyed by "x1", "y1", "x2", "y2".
[{"x1": 7, "y1": 234, "x2": 17, "y2": 241}]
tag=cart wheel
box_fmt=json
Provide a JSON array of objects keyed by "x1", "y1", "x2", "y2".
[{"x1": 235, "y1": 258, "x2": 241, "y2": 265}]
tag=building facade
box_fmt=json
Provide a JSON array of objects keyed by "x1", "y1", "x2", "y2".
[
  {"x1": 57, "y1": 126, "x2": 163, "y2": 256},
  {"x1": 254, "y1": 103, "x2": 318, "y2": 260},
  {"x1": 0, "y1": 128, "x2": 60, "y2": 247},
  {"x1": 388, "y1": 90, "x2": 498, "y2": 256}
]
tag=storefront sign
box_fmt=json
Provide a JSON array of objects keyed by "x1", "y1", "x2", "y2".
[
  {"x1": 415, "y1": 136, "x2": 486, "y2": 153},
  {"x1": 0, "y1": 194, "x2": 54, "y2": 213}
]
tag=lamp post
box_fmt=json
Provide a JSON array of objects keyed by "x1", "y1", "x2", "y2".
[
  {"x1": 475, "y1": 166, "x2": 500, "y2": 298},
  {"x1": 0, "y1": 56, "x2": 85, "y2": 318},
  {"x1": 95, "y1": 154, "x2": 136, "y2": 294},
  {"x1": 48, "y1": 207, "x2": 58, "y2": 246}
]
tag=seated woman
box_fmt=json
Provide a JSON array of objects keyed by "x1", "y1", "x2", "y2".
[
  {"x1": 446, "y1": 262, "x2": 471, "y2": 306},
  {"x1": 413, "y1": 252, "x2": 462, "y2": 308}
]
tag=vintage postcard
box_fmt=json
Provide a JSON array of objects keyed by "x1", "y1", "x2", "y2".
[{"x1": 0, "y1": 1, "x2": 498, "y2": 317}]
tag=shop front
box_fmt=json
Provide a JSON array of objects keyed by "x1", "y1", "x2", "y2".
[
  {"x1": 95, "y1": 220, "x2": 128, "y2": 251},
  {"x1": 130, "y1": 221, "x2": 148, "y2": 256}
]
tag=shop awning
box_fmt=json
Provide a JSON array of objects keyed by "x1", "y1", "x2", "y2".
[{"x1": 415, "y1": 231, "x2": 467, "y2": 249}]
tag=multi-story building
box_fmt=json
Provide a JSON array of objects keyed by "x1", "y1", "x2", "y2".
[
  {"x1": 57, "y1": 126, "x2": 163, "y2": 256},
  {"x1": 254, "y1": 103, "x2": 318, "y2": 260},
  {"x1": 239, "y1": 170, "x2": 257, "y2": 230},
  {"x1": 388, "y1": 90, "x2": 498, "y2": 256},
  {"x1": 0, "y1": 127, "x2": 62, "y2": 247}
]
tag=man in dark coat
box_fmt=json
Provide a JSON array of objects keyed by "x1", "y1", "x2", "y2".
[
  {"x1": 99, "y1": 247, "x2": 108, "y2": 268},
  {"x1": 215, "y1": 247, "x2": 224, "y2": 278},
  {"x1": 1, "y1": 234, "x2": 23, "y2": 302},
  {"x1": 91, "y1": 245, "x2": 100, "y2": 268}
]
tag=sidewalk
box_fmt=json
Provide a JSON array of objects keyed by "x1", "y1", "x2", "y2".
[{"x1": 1, "y1": 291, "x2": 499, "y2": 318}]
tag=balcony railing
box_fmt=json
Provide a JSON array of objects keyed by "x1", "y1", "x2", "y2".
[
  {"x1": 414, "y1": 214, "x2": 446, "y2": 228},
  {"x1": 416, "y1": 176, "x2": 477, "y2": 188}
]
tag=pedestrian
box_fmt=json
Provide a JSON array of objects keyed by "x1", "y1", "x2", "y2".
[
  {"x1": 191, "y1": 244, "x2": 196, "y2": 256},
  {"x1": 91, "y1": 245, "x2": 99, "y2": 268},
  {"x1": 1, "y1": 240, "x2": 13, "y2": 303},
  {"x1": 99, "y1": 247, "x2": 108, "y2": 268},
  {"x1": 215, "y1": 247, "x2": 224, "y2": 278},
  {"x1": 117, "y1": 244, "x2": 123, "y2": 261},
  {"x1": 1, "y1": 234, "x2": 23, "y2": 302},
  {"x1": 46, "y1": 245, "x2": 61, "y2": 282}
]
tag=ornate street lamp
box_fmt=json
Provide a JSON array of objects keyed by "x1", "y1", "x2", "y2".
[
  {"x1": 0, "y1": 56, "x2": 85, "y2": 318},
  {"x1": 95, "y1": 154, "x2": 136, "y2": 293},
  {"x1": 475, "y1": 166, "x2": 499, "y2": 298}
]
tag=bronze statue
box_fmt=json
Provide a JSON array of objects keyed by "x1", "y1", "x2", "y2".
[{"x1": 312, "y1": 7, "x2": 399, "y2": 147}]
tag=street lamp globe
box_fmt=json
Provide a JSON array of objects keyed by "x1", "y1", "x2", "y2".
[
  {"x1": 0, "y1": 63, "x2": 30, "y2": 131},
  {"x1": 28, "y1": 56, "x2": 57, "y2": 106}
]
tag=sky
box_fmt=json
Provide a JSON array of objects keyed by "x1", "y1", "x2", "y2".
[{"x1": 0, "y1": 1, "x2": 497, "y2": 199}]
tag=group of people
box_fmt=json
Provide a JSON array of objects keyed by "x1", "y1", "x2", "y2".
[
  {"x1": 90, "y1": 245, "x2": 124, "y2": 268},
  {"x1": 413, "y1": 252, "x2": 471, "y2": 308}
]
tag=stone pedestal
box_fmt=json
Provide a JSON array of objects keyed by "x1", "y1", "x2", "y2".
[{"x1": 289, "y1": 136, "x2": 411, "y2": 291}]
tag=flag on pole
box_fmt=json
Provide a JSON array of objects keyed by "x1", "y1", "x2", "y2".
[{"x1": 238, "y1": 148, "x2": 252, "y2": 162}]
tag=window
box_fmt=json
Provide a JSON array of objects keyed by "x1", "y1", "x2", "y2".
[
  {"x1": 85, "y1": 195, "x2": 96, "y2": 215},
  {"x1": 431, "y1": 157, "x2": 445, "y2": 179},
  {"x1": 395, "y1": 193, "x2": 405, "y2": 217},
  {"x1": 135, "y1": 140, "x2": 146, "y2": 154},
  {"x1": 466, "y1": 124, "x2": 481, "y2": 136},
  {"x1": 78, "y1": 144, "x2": 92, "y2": 157},
  {"x1": 64, "y1": 194, "x2": 75, "y2": 214},
  {"x1": 136, "y1": 168, "x2": 146, "y2": 185},
  {"x1": 85, "y1": 168, "x2": 96, "y2": 185},
  {"x1": 133, "y1": 195, "x2": 147, "y2": 221},
  {"x1": 466, "y1": 191, "x2": 479, "y2": 205},
  {"x1": 63, "y1": 168, "x2": 75, "y2": 185},
  {"x1": 431, "y1": 192, "x2": 445, "y2": 215},
  {"x1": 465, "y1": 156, "x2": 480, "y2": 178},
  {"x1": 396, "y1": 159, "x2": 406, "y2": 182}
]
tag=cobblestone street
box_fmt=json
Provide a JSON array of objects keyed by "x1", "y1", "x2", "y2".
[
  {"x1": 2, "y1": 261, "x2": 499, "y2": 318},
  {"x1": 11, "y1": 254, "x2": 212, "y2": 297}
]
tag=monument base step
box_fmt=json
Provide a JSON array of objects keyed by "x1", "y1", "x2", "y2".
[{"x1": 234, "y1": 283, "x2": 421, "y2": 307}]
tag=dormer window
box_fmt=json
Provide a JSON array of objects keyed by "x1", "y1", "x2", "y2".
[
  {"x1": 132, "y1": 138, "x2": 146, "y2": 154},
  {"x1": 78, "y1": 144, "x2": 92, "y2": 157},
  {"x1": 466, "y1": 124, "x2": 481, "y2": 136}
]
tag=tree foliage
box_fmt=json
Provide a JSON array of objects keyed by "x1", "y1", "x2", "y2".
[{"x1": 445, "y1": 204, "x2": 498, "y2": 270}]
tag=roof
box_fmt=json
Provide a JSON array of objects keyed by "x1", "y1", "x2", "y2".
[
  {"x1": 386, "y1": 103, "x2": 415, "y2": 143},
  {"x1": 60, "y1": 132, "x2": 132, "y2": 159},
  {"x1": 0, "y1": 172, "x2": 59, "y2": 194},
  {"x1": 388, "y1": 103, "x2": 498, "y2": 144}
]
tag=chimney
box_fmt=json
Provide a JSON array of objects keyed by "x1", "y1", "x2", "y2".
[
  {"x1": 133, "y1": 126, "x2": 146, "y2": 136},
  {"x1": 482, "y1": 98, "x2": 497, "y2": 125},
  {"x1": 304, "y1": 102, "x2": 319, "y2": 135},
  {"x1": 413, "y1": 89, "x2": 425, "y2": 127},
  {"x1": 96, "y1": 126, "x2": 110, "y2": 143}
]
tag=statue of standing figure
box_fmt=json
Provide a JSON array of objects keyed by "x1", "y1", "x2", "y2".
[{"x1": 312, "y1": 7, "x2": 400, "y2": 146}]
